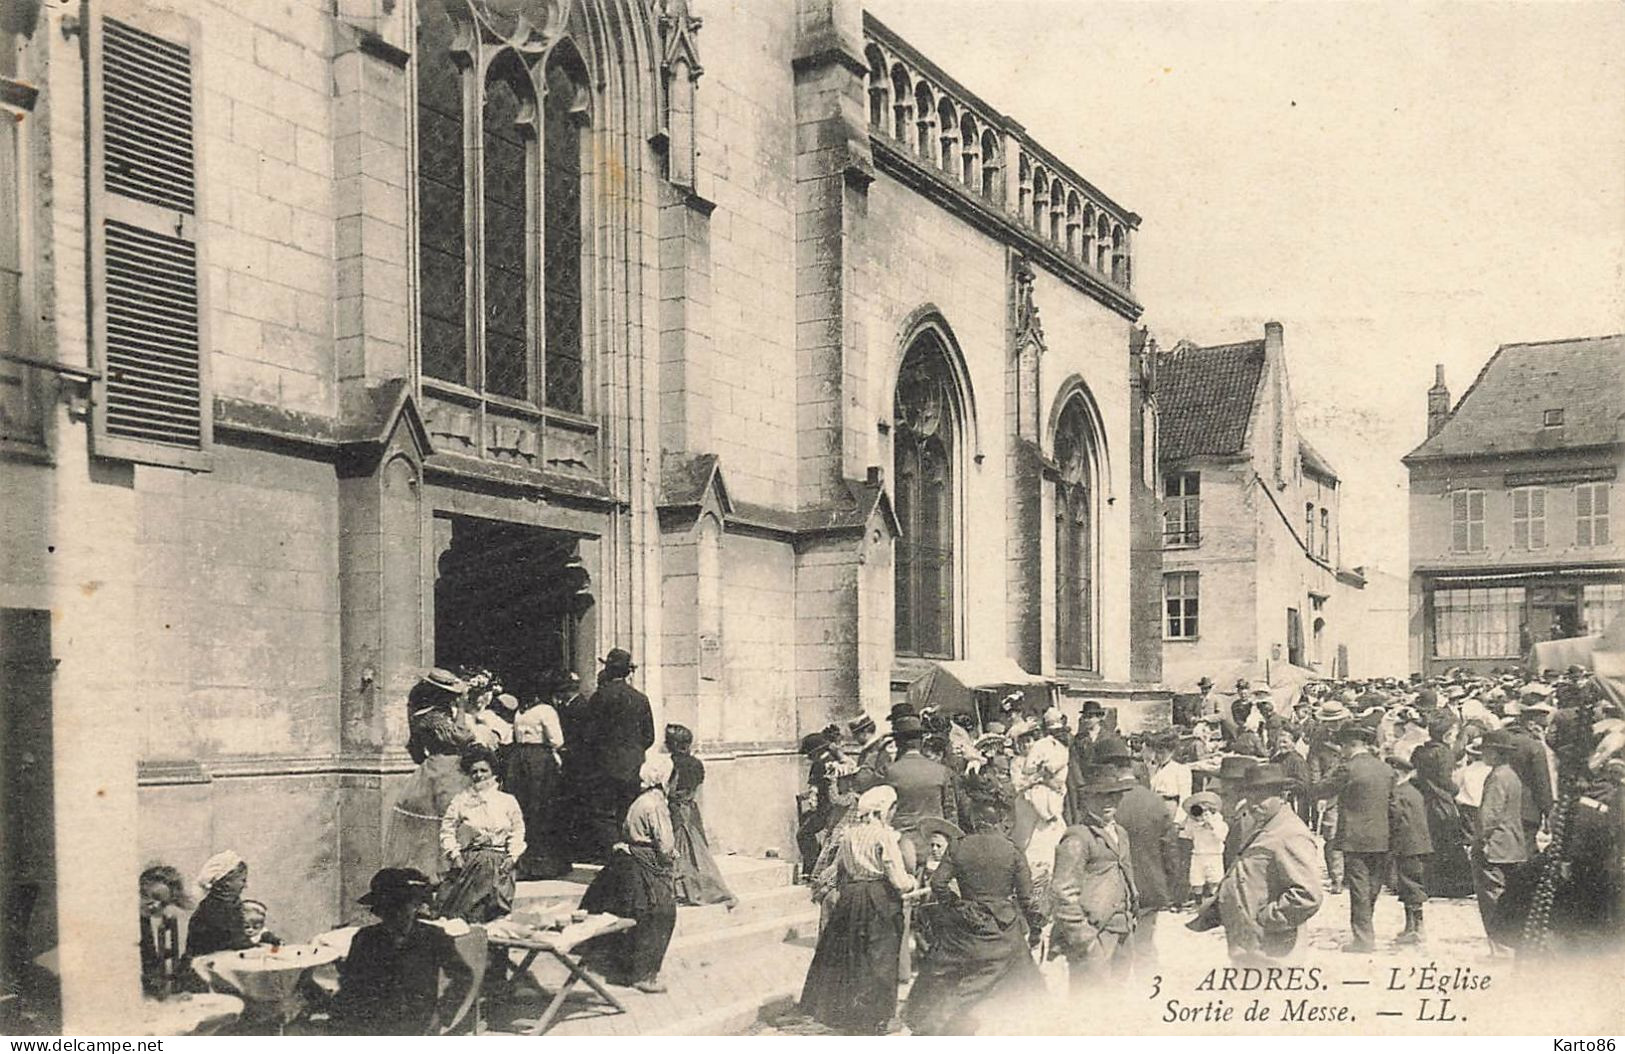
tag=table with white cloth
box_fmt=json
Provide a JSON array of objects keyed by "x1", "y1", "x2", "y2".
[
  {"x1": 484, "y1": 910, "x2": 636, "y2": 1035},
  {"x1": 190, "y1": 944, "x2": 340, "y2": 1028}
]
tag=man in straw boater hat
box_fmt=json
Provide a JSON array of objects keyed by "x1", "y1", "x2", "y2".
[
  {"x1": 1188, "y1": 764, "x2": 1323, "y2": 963},
  {"x1": 1050, "y1": 765, "x2": 1138, "y2": 994},
  {"x1": 331, "y1": 868, "x2": 474, "y2": 1035}
]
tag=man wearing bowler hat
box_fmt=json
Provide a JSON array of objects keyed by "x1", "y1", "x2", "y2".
[
  {"x1": 1312, "y1": 722, "x2": 1393, "y2": 953},
  {"x1": 1051, "y1": 766, "x2": 1138, "y2": 993},
  {"x1": 1190, "y1": 764, "x2": 1323, "y2": 963},
  {"x1": 886, "y1": 714, "x2": 960, "y2": 866},
  {"x1": 583, "y1": 648, "x2": 655, "y2": 858}
]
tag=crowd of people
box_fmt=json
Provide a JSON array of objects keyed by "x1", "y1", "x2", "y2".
[
  {"x1": 789, "y1": 667, "x2": 1625, "y2": 1034},
  {"x1": 135, "y1": 648, "x2": 735, "y2": 1031}
]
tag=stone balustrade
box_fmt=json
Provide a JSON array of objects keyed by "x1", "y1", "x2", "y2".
[{"x1": 863, "y1": 15, "x2": 1135, "y2": 291}]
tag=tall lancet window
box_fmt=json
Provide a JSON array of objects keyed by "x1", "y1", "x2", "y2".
[{"x1": 894, "y1": 337, "x2": 959, "y2": 659}]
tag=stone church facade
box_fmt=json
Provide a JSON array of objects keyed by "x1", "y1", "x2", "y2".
[{"x1": 0, "y1": 0, "x2": 1163, "y2": 1025}]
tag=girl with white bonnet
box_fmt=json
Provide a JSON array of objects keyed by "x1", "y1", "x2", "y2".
[
  {"x1": 578, "y1": 754, "x2": 678, "y2": 992},
  {"x1": 798, "y1": 784, "x2": 915, "y2": 1035}
]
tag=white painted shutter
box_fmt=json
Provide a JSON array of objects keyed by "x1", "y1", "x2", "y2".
[{"x1": 89, "y1": 9, "x2": 210, "y2": 467}]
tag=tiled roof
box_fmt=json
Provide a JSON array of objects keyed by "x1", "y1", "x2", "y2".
[
  {"x1": 1405, "y1": 335, "x2": 1624, "y2": 461},
  {"x1": 1157, "y1": 340, "x2": 1266, "y2": 460}
]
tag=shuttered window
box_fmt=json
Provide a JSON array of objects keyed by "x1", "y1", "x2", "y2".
[
  {"x1": 1512, "y1": 487, "x2": 1546, "y2": 550},
  {"x1": 1450, "y1": 489, "x2": 1485, "y2": 553},
  {"x1": 88, "y1": 9, "x2": 210, "y2": 468}
]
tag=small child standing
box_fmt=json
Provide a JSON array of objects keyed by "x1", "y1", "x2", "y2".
[
  {"x1": 1180, "y1": 792, "x2": 1228, "y2": 901},
  {"x1": 1388, "y1": 754, "x2": 1434, "y2": 944}
]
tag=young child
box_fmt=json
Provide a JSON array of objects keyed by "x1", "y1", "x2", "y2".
[
  {"x1": 1387, "y1": 754, "x2": 1433, "y2": 944},
  {"x1": 240, "y1": 899, "x2": 283, "y2": 947},
  {"x1": 1180, "y1": 792, "x2": 1228, "y2": 901}
]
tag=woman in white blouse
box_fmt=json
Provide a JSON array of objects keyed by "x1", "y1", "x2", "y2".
[
  {"x1": 798, "y1": 785, "x2": 916, "y2": 1034},
  {"x1": 435, "y1": 745, "x2": 526, "y2": 922}
]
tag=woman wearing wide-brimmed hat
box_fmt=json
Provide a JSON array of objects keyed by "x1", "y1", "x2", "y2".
[
  {"x1": 798, "y1": 784, "x2": 916, "y2": 1035},
  {"x1": 383, "y1": 669, "x2": 474, "y2": 882}
]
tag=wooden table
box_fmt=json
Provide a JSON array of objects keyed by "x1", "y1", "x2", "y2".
[{"x1": 487, "y1": 914, "x2": 636, "y2": 1035}]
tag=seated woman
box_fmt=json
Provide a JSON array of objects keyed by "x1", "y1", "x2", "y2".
[
  {"x1": 185, "y1": 851, "x2": 254, "y2": 960},
  {"x1": 435, "y1": 745, "x2": 526, "y2": 923},
  {"x1": 579, "y1": 755, "x2": 679, "y2": 993},
  {"x1": 331, "y1": 869, "x2": 474, "y2": 1036},
  {"x1": 138, "y1": 864, "x2": 191, "y2": 997},
  {"x1": 798, "y1": 785, "x2": 916, "y2": 1036},
  {"x1": 904, "y1": 791, "x2": 1044, "y2": 1036},
  {"x1": 665, "y1": 724, "x2": 737, "y2": 908}
]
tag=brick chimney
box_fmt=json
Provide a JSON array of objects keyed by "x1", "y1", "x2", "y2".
[{"x1": 1427, "y1": 364, "x2": 1450, "y2": 437}]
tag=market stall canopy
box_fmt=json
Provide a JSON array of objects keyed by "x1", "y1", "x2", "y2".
[
  {"x1": 906, "y1": 658, "x2": 1058, "y2": 729},
  {"x1": 1168, "y1": 658, "x2": 1323, "y2": 699},
  {"x1": 1528, "y1": 617, "x2": 1625, "y2": 708}
]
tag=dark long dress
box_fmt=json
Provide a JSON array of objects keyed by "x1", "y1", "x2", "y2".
[
  {"x1": 904, "y1": 828, "x2": 1043, "y2": 1036},
  {"x1": 1412, "y1": 741, "x2": 1474, "y2": 897},
  {"x1": 669, "y1": 753, "x2": 737, "y2": 906},
  {"x1": 799, "y1": 823, "x2": 909, "y2": 1035},
  {"x1": 506, "y1": 741, "x2": 571, "y2": 879},
  {"x1": 578, "y1": 788, "x2": 678, "y2": 983}
]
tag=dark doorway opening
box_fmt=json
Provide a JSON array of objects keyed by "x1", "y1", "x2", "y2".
[{"x1": 433, "y1": 517, "x2": 593, "y2": 703}]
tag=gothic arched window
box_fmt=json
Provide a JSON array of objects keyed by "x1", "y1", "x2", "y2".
[
  {"x1": 1054, "y1": 397, "x2": 1097, "y2": 670},
  {"x1": 414, "y1": 2, "x2": 591, "y2": 412},
  {"x1": 894, "y1": 336, "x2": 959, "y2": 659},
  {"x1": 543, "y1": 44, "x2": 588, "y2": 413}
]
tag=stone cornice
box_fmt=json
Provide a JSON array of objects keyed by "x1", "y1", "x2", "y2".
[
  {"x1": 873, "y1": 139, "x2": 1143, "y2": 322},
  {"x1": 138, "y1": 752, "x2": 418, "y2": 786}
]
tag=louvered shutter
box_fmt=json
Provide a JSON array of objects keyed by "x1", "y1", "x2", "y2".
[
  {"x1": 1452, "y1": 491, "x2": 1469, "y2": 552},
  {"x1": 88, "y1": 6, "x2": 210, "y2": 468},
  {"x1": 1529, "y1": 488, "x2": 1545, "y2": 549},
  {"x1": 1577, "y1": 485, "x2": 1593, "y2": 546},
  {"x1": 1512, "y1": 489, "x2": 1529, "y2": 549},
  {"x1": 1468, "y1": 490, "x2": 1485, "y2": 551}
]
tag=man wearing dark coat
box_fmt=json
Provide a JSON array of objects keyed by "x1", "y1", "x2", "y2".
[
  {"x1": 1409, "y1": 713, "x2": 1473, "y2": 898},
  {"x1": 886, "y1": 715, "x2": 959, "y2": 864},
  {"x1": 1051, "y1": 766, "x2": 1138, "y2": 994},
  {"x1": 584, "y1": 649, "x2": 654, "y2": 855},
  {"x1": 1504, "y1": 706, "x2": 1554, "y2": 844},
  {"x1": 1312, "y1": 723, "x2": 1393, "y2": 952},
  {"x1": 1099, "y1": 741, "x2": 1180, "y2": 963}
]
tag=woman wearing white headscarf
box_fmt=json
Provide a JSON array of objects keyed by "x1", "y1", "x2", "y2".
[
  {"x1": 184, "y1": 851, "x2": 253, "y2": 963},
  {"x1": 578, "y1": 754, "x2": 678, "y2": 992},
  {"x1": 798, "y1": 784, "x2": 916, "y2": 1035}
]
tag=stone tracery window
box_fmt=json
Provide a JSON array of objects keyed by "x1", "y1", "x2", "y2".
[
  {"x1": 979, "y1": 130, "x2": 1000, "y2": 199},
  {"x1": 894, "y1": 335, "x2": 960, "y2": 659},
  {"x1": 914, "y1": 82, "x2": 936, "y2": 162},
  {"x1": 1054, "y1": 397, "x2": 1096, "y2": 670},
  {"x1": 937, "y1": 97, "x2": 959, "y2": 175},
  {"x1": 415, "y1": 0, "x2": 589, "y2": 413}
]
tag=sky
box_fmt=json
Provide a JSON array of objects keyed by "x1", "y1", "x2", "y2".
[{"x1": 865, "y1": 0, "x2": 1625, "y2": 576}]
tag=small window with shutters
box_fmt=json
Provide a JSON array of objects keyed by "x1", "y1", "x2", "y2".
[
  {"x1": 86, "y1": 4, "x2": 210, "y2": 470},
  {"x1": 1512, "y1": 487, "x2": 1546, "y2": 550},
  {"x1": 1450, "y1": 488, "x2": 1485, "y2": 553}
]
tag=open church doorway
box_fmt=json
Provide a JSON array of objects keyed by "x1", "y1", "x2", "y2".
[{"x1": 432, "y1": 516, "x2": 594, "y2": 703}]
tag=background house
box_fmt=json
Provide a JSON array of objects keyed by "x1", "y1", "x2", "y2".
[
  {"x1": 1156, "y1": 322, "x2": 1371, "y2": 690},
  {"x1": 1404, "y1": 336, "x2": 1625, "y2": 676}
]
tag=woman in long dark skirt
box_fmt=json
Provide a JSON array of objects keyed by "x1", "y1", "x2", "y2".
[
  {"x1": 1412, "y1": 716, "x2": 1475, "y2": 897},
  {"x1": 579, "y1": 755, "x2": 679, "y2": 993},
  {"x1": 506, "y1": 695, "x2": 572, "y2": 879},
  {"x1": 904, "y1": 795, "x2": 1045, "y2": 1035},
  {"x1": 435, "y1": 745, "x2": 526, "y2": 922},
  {"x1": 798, "y1": 785, "x2": 916, "y2": 1035},
  {"x1": 664, "y1": 724, "x2": 738, "y2": 908}
]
